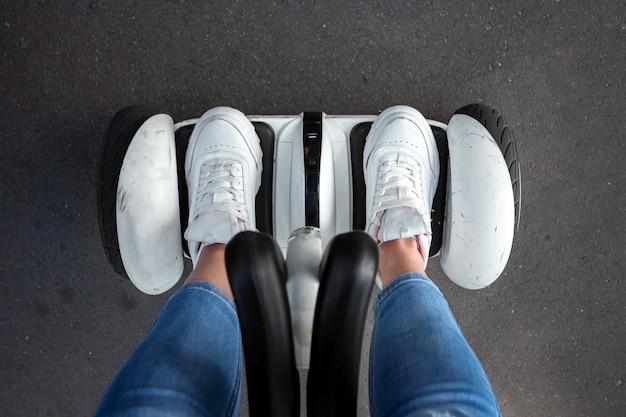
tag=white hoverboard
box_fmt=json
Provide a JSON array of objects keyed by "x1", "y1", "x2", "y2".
[
  {"x1": 97, "y1": 104, "x2": 520, "y2": 295},
  {"x1": 96, "y1": 104, "x2": 520, "y2": 416}
]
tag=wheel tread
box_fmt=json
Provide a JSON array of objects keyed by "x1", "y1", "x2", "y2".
[
  {"x1": 454, "y1": 103, "x2": 521, "y2": 231},
  {"x1": 96, "y1": 105, "x2": 169, "y2": 278}
]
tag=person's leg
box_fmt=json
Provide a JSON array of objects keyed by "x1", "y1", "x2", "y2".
[
  {"x1": 364, "y1": 106, "x2": 501, "y2": 416},
  {"x1": 94, "y1": 246, "x2": 242, "y2": 417},
  {"x1": 95, "y1": 107, "x2": 263, "y2": 417},
  {"x1": 370, "y1": 238, "x2": 501, "y2": 417}
]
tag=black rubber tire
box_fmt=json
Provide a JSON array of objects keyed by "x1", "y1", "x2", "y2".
[
  {"x1": 455, "y1": 104, "x2": 521, "y2": 230},
  {"x1": 96, "y1": 105, "x2": 169, "y2": 278}
]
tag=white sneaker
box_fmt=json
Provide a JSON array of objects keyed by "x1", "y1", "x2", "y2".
[
  {"x1": 184, "y1": 107, "x2": 262, "y2": 266},
  {"x1": 363, "y1": 105, "x2": 439, "y2": 245}
]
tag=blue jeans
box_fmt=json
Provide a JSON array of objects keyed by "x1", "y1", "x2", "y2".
[{"x1": 94, "y1": 274, "x2": 501, "y2": 417}]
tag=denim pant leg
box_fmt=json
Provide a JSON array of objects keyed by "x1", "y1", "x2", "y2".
[
  {"x1": 369, "y1": 273, "x2": 501, "y2": 417},
  {"x1": 94, "y1": 281, "x2": 242, "y2": 417}
]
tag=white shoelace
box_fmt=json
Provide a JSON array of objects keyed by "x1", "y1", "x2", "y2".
[
  {"x1": 373, "y1": 153, "x2": 425, "y2": 215},
  {"x1": 194, "y1": 158, "x2": 248, "y2": 221}
]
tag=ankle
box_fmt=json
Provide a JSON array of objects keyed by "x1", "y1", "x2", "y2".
[
  {"x1": 378, "y1": 236, "x2": 428, "y2": 288},
  {"x1": 185, "y1": 243, "x2": 233, "y2": 299}
]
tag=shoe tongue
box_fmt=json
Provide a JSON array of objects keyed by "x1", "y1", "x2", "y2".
[
  {"x1": 379, "y1": 206, "x2": 429, "y2": 242},
  {"x1": 185, "y1": 211, "x2": 240, "y2": 245}
]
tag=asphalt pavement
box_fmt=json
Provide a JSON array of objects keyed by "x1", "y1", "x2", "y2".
[{"x1": 1, "y1": 1, "x2": 624, "y2": 416}]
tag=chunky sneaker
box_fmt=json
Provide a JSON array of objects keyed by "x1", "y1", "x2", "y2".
[
  {"x1": 184, "y1": 107, "x2": 263, "y2": 266},
  {"x1": 363, "y1": 105, "x2": 439, "y2": 247}
]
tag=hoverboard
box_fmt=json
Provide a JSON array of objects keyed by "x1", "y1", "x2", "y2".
[{"x1": 97, "y1": 103, "x2": 520, "y2": 416}]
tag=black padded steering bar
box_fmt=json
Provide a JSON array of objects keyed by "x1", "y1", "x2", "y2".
[
  {"x1": 307, "y1": 231, "x2": 378, "y2": 417},
  {"x1": 225, "y1": 232, "x2": 300, "y2": 417},
  {"x1": 226, "y1": 230, "x2": 377, "y2": 417}
]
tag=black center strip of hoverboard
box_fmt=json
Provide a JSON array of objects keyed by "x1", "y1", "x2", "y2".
[{"x1": 303, "y1": 112, "x2": 323, "y2": 228}]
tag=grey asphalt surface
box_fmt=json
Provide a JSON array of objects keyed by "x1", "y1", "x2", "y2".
[{"x1": 1, "y1": 1, "x2": 625, "y2": 416}]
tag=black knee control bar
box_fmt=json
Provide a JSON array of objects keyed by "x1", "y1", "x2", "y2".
[{"x1": 225, "y1": 231, "x2": 377, "y2": 417}]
